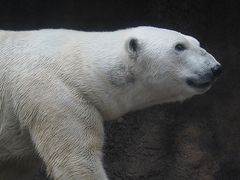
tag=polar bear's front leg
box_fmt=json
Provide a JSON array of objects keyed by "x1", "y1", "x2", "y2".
[
  {"x1": 17, "y1": 88, "x2": 108, "y2": 180},
  {"x1": 31, "y1": 101, "x2": 107, "y2": 180}
]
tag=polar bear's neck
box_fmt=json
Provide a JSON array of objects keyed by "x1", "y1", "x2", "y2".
[{"x1": 56, "y1": 31, "x2": 138, "y2": 120}]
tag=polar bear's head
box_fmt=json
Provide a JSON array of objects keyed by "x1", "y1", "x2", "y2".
[{"x1": 121, "y1": 27, "x2": 222, "y2": 106}]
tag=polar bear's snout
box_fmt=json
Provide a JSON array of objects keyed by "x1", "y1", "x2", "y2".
[{"x1": 186, "y1": 52, "x2": 222, "y2": 91}]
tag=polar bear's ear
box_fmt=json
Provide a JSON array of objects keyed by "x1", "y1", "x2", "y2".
[
  {"x1": 126, "y1": 37, "x2": 139, "y2": 59},
  {"x1": 185, "y1": 35, "x2": 200, "y2": 47}
]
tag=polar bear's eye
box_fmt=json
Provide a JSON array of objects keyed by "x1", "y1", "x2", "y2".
[{"x1": 175, "y1": 43, "x2": 186, "y2": 51}]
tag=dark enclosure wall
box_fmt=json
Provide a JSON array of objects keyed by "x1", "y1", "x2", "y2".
[{"x1": 0, "y1": 0, "x2": 240, "y2": 179}]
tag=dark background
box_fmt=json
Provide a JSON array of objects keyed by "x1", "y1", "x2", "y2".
[{"x1": 0, "y1": 0, "x2": 239, "y2": 179}]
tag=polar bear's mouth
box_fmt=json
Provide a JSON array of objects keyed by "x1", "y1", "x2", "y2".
[{"x1": 186, "y1": 78, "x2": 212, "y2": 89}]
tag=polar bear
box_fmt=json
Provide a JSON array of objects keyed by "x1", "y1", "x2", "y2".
[{"x1": 0, "y1": 26, "x2": 222, "y2": 180}]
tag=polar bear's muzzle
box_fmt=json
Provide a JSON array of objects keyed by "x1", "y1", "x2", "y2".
[{"x1": 186, "y1": 64, "x2": 222, "y2": 90}]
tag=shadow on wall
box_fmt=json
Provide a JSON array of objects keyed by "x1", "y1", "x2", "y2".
[{"x1": 0, "y1": 0, "x2": 239, "y2": 179}]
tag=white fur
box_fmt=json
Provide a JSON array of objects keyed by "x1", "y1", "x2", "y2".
[{"x1": 0, "y1": 26, "x2": 220, "y2": 180}]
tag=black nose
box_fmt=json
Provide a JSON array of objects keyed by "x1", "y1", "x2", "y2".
[{"x1": 211, "y1": 64, "x2": 223, "y2": 78}]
